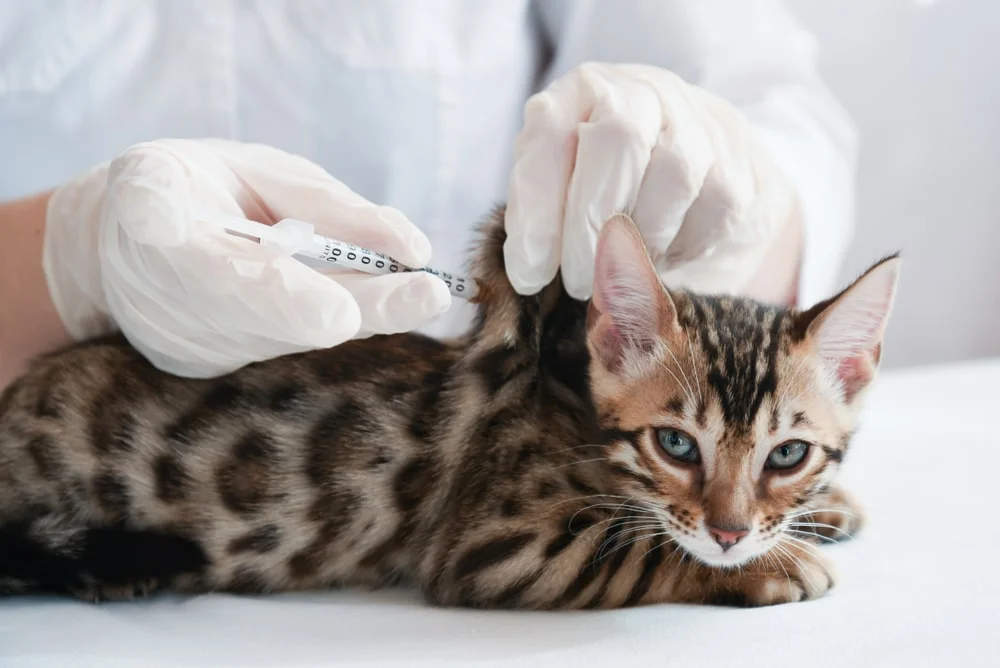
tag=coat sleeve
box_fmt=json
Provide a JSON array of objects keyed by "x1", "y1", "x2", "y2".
[{"x1": 531, "y1": 0, "x2": 859, "y2": 307}]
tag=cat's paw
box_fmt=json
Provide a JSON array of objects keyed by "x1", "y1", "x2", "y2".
[
  {"x1": 70, "y1": 578, "x2": 159, "y2": 603},
  {"x1": 707, "y1": 547, "x2": 836, "y2": 607},
  {"x1": 793, "y1": 486, "x2": 865, "y2": 544}
]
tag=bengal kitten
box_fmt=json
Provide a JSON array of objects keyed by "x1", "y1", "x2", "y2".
[{"x1": 0, "y1": 207, "x2": 900, "y2": 609}]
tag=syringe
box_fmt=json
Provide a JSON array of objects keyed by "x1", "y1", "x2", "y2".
[{"x1": 211, "y1": 215, "x2": 479, "y2": 300}]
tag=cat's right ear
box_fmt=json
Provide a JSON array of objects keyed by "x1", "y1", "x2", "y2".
[
  {"x1": 796, "y1": 254, "x2": 901, "y2": 403},
  {"x1": 587, "y1": 214, "x2": 680, "y2": 376}
]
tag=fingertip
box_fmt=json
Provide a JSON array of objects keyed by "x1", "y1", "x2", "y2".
[
  {"x1": 273, "y1": 256, "x2": 364, "y2": 345},
  {"x1": 313, "y1": 294, "x2": 363, "y2": 346},
  {"x1": 507, "y1": 274, "x2": 538, "y2": 297},
  {"x1": 334, "y1": 271, "x2": 452, "y2": 336},
  {"x1": 396, "y1": 271, "x2": 452, "y2": 318},
  {"x1": 418, "y1": 272, "x2": 453, "y2": 317},
  {"x1": 566, "y1": 285, "x2": 593, "y2": 301},
  {"x1": 502, "y1": 236, "x2": 557, "y2": 296},
  {"x1": 562, "y1": 268, "x2": 594, "y2": 301},
  {"x1": 407, "y1": 230, "x2": 433, "y2": 268},
  {"x1": 373, "y1": 206, "x2": 433, "y2": 267},
  {"x1": 106, "y1": 146, "x2": 194, "y2": 247}
]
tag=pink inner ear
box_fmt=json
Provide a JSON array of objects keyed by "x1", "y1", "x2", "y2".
[
  {"x1": 836, "y1": 354, "x2": 873, "y2": 402},
  {"x1": 593, "y1": 317, "x2": 628, "y2": 371},
  {"x1": 811, "y1": 257, "x2": 900, "y2": 401}
]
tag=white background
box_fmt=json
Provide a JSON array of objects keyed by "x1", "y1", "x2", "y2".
[{"x1": 786, "y1": 0, "x2": 1000, "y2": 369}]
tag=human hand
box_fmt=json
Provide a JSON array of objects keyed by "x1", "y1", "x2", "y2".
[
  {"x1": 43, "y1": 138, "x2": 451, "y2": 378},
  {"x1": 504, "y1": 62, "x2": 797, "y2": 300}
]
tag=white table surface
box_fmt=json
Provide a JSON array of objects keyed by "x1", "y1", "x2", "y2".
[{"x1": 2, "y1": 359, "x2": 998, "y2": 668}]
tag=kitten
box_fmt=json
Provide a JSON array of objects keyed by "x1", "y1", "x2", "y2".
[{"x1": 0, "y1": 207, "x2": 899, "y2": 608}]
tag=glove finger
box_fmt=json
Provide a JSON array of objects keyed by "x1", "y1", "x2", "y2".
[
  {"x1": 105, "y1": 143, "x2": 198, "y2": 247},
  {"x1": 328, "y1": 271, "x2": 453, "y2": 337},
  {"x1": 106, "y1": 140, "x2": 254, "y2": 248},
  {"x1": 658, "y1": 244, "x2": 765, "y2": 296},
  {"x1": 662, "y1": 91, "x2": 758, "y2": 273},
  {"x1": 103, "y1": 223, "x2": 363, "y2": 353},
  {"x1": 223, "y1": 152, "x2": 433, "y2": 268},
  {"x1": 189, "y1": 235, "x2": 367, "y2": 346},
  {"x1": 503, "y1": 64, "x2": 603, "y2": 296},
  {"x1": 629, "y1": 77, "x2": 715, "y2": 275},
  {"x1": 560, "y1": 70, "x2": 661, "y2": 300}
]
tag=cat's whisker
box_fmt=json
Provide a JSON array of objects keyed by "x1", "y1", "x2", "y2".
[
  {"x1": 788, "y1": 521, "x2": 852, "y2": 537},
  {"x1": 608, "y1": 527, "x2": 671, "y2": 555},
  {"x1": 571, "y1": 507, "x2": 657, "y2": 520},
  {"x1": 594, "y1": 525, "x2": 660, "y2": 563},
  {"x1": 662, "y1": 543, "x2": 687, "y2": 571},
  {"x1": 584, "y1": 516, "x2": 665, "y2": 535},
  {"x1": 776, "y1": 366, "x2": 811, "y2": 407},
  {"x1": 553, "y1": 457, "x2": 611, "y2": 469},
  {"x1": 569, "y1": 501, "x2": 646, "y2": 511},
  {"x1": 684, "y1": 336, "x2": 704, "y2": 402},
  {"x1": 780, "y1": 534, "x2": 828, "y2": 555},
  {"x1": 566, "y1": 500, "x2": 628, "y2": 521},
  {"x1": 634, "y1": 534, "x2": 679, "y2": 563},
  {"x1": 602, "y1": 513, "x2": 656, "y2": 535},
  {"x1": 655, "y1": 361, "x2": 696, "y2": 409},
  {"x1": 785, "y1": 529, "x2": 839, "y2": 544},
  {"x1": 599, "y1": 527, "x2": 673, "y2": 562},
  {"x1": 773, "y1": 542, "x2": 820, "y2": 594},
  {"x1": 772, "y1": 352, "x2": 811, "y2": 409},
  {"x1": 594, "y1": 508, "x2": 662, "y2": 549},
  {"x1": 776, "y1": 539, "x2": 825, "y2": 594},
  {"x1": 549, "y1": 494, "x2": 631, "y2": 511},
  {"x1": 764, "y1": 546, "x2": 793, "y2": 591},
  {"x1": 785, "y1": 507, "x2": 859, "y2": 520},
  {"x1": 549, "y1": 443, "x2": 606, "y2": 456},
  {"x1": 660, "y1": 345, "x2": 697, "y2": 407},
  {"x1": 567, "y1": 502, "x2": 654, "y2": 531}
]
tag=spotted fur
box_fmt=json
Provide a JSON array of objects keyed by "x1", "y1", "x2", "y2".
[{"x1": 0, "y1": 206, "x2": 899, "y2": 608}]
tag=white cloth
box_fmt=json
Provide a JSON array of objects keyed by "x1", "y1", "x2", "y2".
[
  {"x1": 0, "y1": 0, "x2": 857, "y2": 341},
  {"x1": 1, "y1": 358, "x2": 996, "y2": 667}
]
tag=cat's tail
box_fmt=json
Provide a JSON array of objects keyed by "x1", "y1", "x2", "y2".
[{"x1": 0, "y1": 514, "x2": 209, "y2": 599}]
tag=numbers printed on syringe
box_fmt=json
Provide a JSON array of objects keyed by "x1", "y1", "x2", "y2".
[{"x1": 317, "y1": 239, "x2": 472, "y2": 295}]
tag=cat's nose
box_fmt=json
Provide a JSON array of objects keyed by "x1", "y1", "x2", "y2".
[{"x1": 707, "y1": 525, "x2": 750, "y2": 551}]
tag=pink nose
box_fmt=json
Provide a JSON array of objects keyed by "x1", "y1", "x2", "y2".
[{"x1": 708, "y1": 525, "x2": 750, "y2": 552}]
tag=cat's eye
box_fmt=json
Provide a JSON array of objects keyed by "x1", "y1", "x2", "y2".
[
  {"x1": 766, "y1": 441, "x2": 810, "y2": 470},
  {"x1": 656, "y1": 428, "x2": 700, "y2": 464}
]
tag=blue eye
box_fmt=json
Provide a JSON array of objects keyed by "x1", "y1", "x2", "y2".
[
  {"x1": 766, "y1": 441, "x2": 810, "y2": 470},
  {"x1": 656, "y1": 429, "x2": 700, "y2": 464}
]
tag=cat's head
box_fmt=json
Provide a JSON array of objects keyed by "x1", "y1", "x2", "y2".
[{"x1": 586, "y1": 214, "x2": 900, "y2": 568}]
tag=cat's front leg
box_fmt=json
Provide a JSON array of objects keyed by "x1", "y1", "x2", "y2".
[{"x1": 681, "y1": 540, "x2": 837, "y2": 608}]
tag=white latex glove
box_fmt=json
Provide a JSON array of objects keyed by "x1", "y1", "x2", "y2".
[
  {"x1": 504, "y1": 62, "x2": 796, "y2": 299},
  {"x1": 43, "y1": 138, "x2": 451, "y2": 378}
]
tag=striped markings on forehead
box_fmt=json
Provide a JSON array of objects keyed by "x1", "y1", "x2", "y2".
[{"x1": 676, "y1": 293, "x2": 793, "y2": 430}]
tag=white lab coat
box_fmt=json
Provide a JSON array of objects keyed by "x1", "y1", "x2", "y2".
[{"x1": 0, "y1": 0, "x2": 857, "y2": 338}]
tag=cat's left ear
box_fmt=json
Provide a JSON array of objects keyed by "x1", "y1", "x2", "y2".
[
  {"x1": 587, "y1": 214, "x2": 681, "y2": 376},
  {"x1": 797, "y1": 254, "x2": 901, "y2": 403}
]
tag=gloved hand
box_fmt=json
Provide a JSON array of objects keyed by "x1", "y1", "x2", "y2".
[
  {"x1": 504, "y1": 62, "x2": 796, "y2": 300},
  {"x1": 43, "y1": 138, "x2": 451, "y2": 378}
]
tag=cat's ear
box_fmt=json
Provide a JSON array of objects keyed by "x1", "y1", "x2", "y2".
[
  {"x1": 797, "y1": 254, "x2": 901, "y2": 403},
  {"x1": 587, "y1": 214, "x2": 680, "y2": 375}
]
